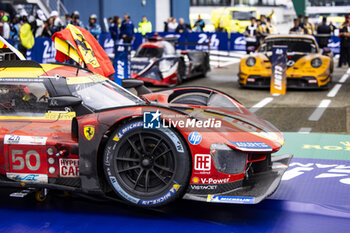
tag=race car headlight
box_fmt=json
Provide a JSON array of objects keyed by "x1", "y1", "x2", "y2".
[
  {"x1": 159, "y1": 59, "x2": 176, "y2": 73},
  {"x1": 210, "y1": 144, "x2": 247, "y2": 174},
  {"x1": 311, "y1": 58, "x2": 322, "y2": 68},
  {"x1": 246, "y1": 57, "x2": 256, "y2": 67}
]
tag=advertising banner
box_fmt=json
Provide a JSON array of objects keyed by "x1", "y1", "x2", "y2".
[
  {"x1": 270, "y1": 45, "x2": 287, "y2": 95},
  {"x1": 27, "y1": 37, "x2": 56, "y2": 63},
  {"x1": 114, "y1": 43, "x2": 131, "y2": 85},
  {"x1": 20, "y1": 32, "x2": 341, "y2": 66},
  {"x1": 98, "y1": 33, "x2": 114, "y2": 57}
]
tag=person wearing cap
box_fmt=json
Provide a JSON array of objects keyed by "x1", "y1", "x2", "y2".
[
  {"x1": 31, "y1": 9, "x2": 46, "y2": 37},
  {"x1": 120, "y1": 14, "x2": 134, "y2": 43},
  {"x1": 87, "y1": 14, "x2": 101, "y2": 39},
  {"x1": 71, "y1": 11, "x2": 84, "y2": 28},
  {"x1": 1, "y1": 15, "x2": 10, "y2": 40},
  {"x1": 138, "y1": 16, "x2": 152, "y2": 36},
  {"x1": 50, "y1": 10, "x2": 63, "y2": 30}
]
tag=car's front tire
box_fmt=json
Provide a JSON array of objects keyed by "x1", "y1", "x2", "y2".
[{"x1": 103, "y1": 119, "x2": 191, "y2": 207}]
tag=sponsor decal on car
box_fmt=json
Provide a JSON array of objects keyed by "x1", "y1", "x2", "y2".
[
  {"x1": 194, "y1": 154, "x2": 211, "y2": 171},
  {"x1": 115, "y1": 121, "x2": 144, "y2": 139},
  {"x1": 207, "y1": 195, "x2": 255, "y2": 204},
  {"x1": 192, "y1": 177, "x2": 200, "y2": 183},
  {"x1": 188, "y1": 132, "x2": 202, "y2": 145},
  {"x1": 228, "y1": 141, "x2": 272, "y2": 152},
  {"x1": 6, "y1": 173, "x2": 48, "y2": 183},
  {"x1": 200, "y1": 178, "x2": 231, "y2": 184},
  {"x1": 4, "y1": 135, "x2": 47, "y2": 145},
  {"x1": 59, "y1": 159, "x2": 79, "y2": 177},
  {"x1": 139, "y1": 183, "x2": 181, "y2": 205},
  {"x1": 83, "y1": 125, "x2": 95, "y2": 141},
  {"x1": 190, "y1": 184, "x2": 217, "y2": 190}
]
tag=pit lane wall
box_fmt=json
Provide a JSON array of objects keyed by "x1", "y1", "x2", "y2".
[{"x1": 18, "y1": 32, "x2": 340, "y2": 63}]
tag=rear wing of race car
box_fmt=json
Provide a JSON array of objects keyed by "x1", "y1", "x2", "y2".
[
  {"x1": 146, "y1": 35, "x2": 210, "y2": 51},
  {"x1": 0, "y1": 36, "x2": 26, "y2": 61},
  {"x1": 176, "y1": 41, "x2": 211, "y2": 52}
]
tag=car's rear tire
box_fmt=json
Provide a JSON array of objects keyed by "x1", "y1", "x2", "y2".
[
  {"x1": 103, "y1": 119, "x2": 191, "y2": 207},
  {"x1": 177, "y1": 59, "x2": 185, "y2": 85}
]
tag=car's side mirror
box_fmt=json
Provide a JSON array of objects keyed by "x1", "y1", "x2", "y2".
[
  {"x1": 49, "y1": 96, "x2": 82, "y2": 108},
  {"x1": 247, "y1": 46, "x2": 255, "y2": 53},
  {"x1": 122, "y1": 79, "x2": 152, "y2": 96},
  {"x1": 322, "y1": 47, "x2": 331, "y2": 55}
]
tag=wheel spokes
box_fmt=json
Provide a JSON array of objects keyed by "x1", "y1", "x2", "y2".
[
  {"x1": 150, "y1": 139, "x2": 163, "y2": 155},
  {"x1": 151, "y1": 169, "x2": 167, "y2": 184},
  {"x1": 133, "y1": 169, "x2": 144, "y2": 189},
  {"x1": 116, "y1": 157, "x2": 139, "y2": 162},
  {"x1": 139, "y1": 133, "x2": 147, "y2": 154},
  {"x1": 145, "y1": 170, "x2": 150, "y2": 192},
  {"x1": 118, "y1": 165, "x2": 140, "y2": 173},
  {"x1": 154, "y1": 164, "x2": 174, "y2": 174},
  {"x1": 127, "y1": 138, "x2": 142, "y2": 157},
  {"x1": 154, "y1": 149, "x2": 172, "y2": 160}
]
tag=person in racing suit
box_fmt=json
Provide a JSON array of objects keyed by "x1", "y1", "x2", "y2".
[
  {"x1": 244, "y1": 17, "x2": 258, "y2": 54},
  {"x1": 87, "y1": 14, "x2": 101, "y2": 39}
]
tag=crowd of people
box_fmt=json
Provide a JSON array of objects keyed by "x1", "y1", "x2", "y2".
[
  {"x1": 243, "y1": 15, "x2": 275, "y2": 54},
  {"x1": 163, "y1": 15, "x2": 205, "y2": 33},
  {"x1": 2, "y1": 8, "x2": 350, "y2": 67},
  {"x1": 287, "y1": 14, "x2": 350, "y2": 67}
]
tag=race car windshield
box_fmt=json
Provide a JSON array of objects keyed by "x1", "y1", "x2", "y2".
[
  {"x1": 232, "y1": 11, "x2": 256, "y2": 20},
  {"x1": 69, "y1": 80, "x2": 142, "y2": 111},
  {"x1": 260, "y1": 38, "x2": 317, "y2": 53},
  {"x1": 135, "y1": 47, "x2": 164, "y2": 58}
]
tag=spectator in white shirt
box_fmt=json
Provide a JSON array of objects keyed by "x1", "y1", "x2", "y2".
[{"x1": 167, "y1": 17, "x2": 178, "y2": 32}]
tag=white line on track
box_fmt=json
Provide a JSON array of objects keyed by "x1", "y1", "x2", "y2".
[
  {"x1": 210, "y1": 55, "x2": 241, "y2": 62},
  {"x1": 249, "y1": 97, "x2": 274, "y2": 113},
  {"x1": 298, "y1": 127, "x2": 312, "y2": 134},
  {"x1": 210, "y1": 60, "x2": 240, "y2": 67},
  {"x1": 339, "y1": 74, "x2": 349, "y2": 83},
  {"x1": 308, "y1": 99, "x2": 331, "y2": 121},
  {"x1": 327, "y1": 84, "x2": 342, "y2": 97}
]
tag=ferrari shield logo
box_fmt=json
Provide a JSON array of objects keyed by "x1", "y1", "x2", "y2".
[{"x1": 84, "y1": 125, "x2": 95, "y2": 141}]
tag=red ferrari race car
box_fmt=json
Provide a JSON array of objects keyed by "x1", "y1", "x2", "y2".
[
  {"x1": 0, "y1": 29, "x2": 291, "y2": 206},
  {"x1": 131, "y1": 36, "x2": 210, "y2": 86},
  {"x1": 0, "y1": 64, "x2": 292, "y2": 206}
]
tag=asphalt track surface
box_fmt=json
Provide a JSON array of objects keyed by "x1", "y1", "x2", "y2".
[
  {"x1": 1, "y1": 62, "x2": 350, "y2": 232},
  {"x1": 174, "y1": 60, "x2": 350, "y2": 134}
]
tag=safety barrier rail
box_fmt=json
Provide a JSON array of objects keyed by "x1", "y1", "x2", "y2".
[{"x1": 9, "y1": 32, "x2": 340, "y2": 63}]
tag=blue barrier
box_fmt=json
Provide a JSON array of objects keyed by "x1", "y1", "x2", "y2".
[{"x1": 23, "y1": 33, "x2": 341, "y2": 64}]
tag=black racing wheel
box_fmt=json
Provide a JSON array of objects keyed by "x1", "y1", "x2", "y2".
[
  {"x1": 103, "y1": 119, "x2": 191, "y2": 207},
  {"x1": 177, "y1": 59, "x2": 185, "y2": 85}
]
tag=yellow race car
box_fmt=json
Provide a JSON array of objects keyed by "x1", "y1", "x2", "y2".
[
  {"x1": 238, "y1": 35, "x2": 333, "y2": 89},
  {"x1": 211, "y1": 7, "x2": 259, "y2": 33}
]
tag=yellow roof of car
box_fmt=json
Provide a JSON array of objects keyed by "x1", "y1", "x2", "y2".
[
  {"x1": 264, "y1": 34, "x2": 317, "y2": 41},
  {"x1": 0, "y1": 64, "x2": 62, "y2": 78},
  {"x1": 0, "y1": 62, "x2": 108, "y2": 84}
]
